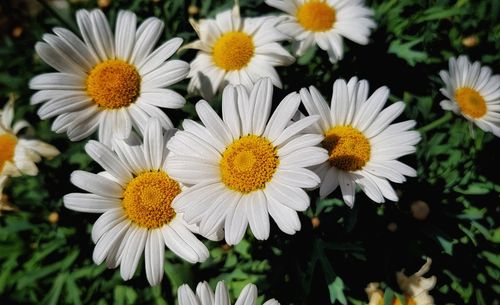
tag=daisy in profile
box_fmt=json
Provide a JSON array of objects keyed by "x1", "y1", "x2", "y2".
[
  {"x1": 64, "y1": 120, "x2": 209, "y2": 286},
  {"x1": 30, "y1": 9, "x2": 189, "y2": 146},
  {"x1": 184, "y1": 2, "x2": 295, "y2": 100},
  {"x1": 300, "y1": 77, "x2": 420, "y2": 206},
  {"x1": 439, "y1": 55, "x2": 500, "y2": 136},
  {"x1": 166, "y1": 78, "x2": 328, "y2": 245},
  {"x1": 366, "y1": 258, "x2": 436, "y2": 305},
  {"x1": 178, "y1": 281, "x2": 280, "y2": 305},
  {"x1": 0, "y1": 99, "x2": 59, "y2": 177},
  {"x1": 265, "y1": 0, "x2": 376, "y2": 63}
]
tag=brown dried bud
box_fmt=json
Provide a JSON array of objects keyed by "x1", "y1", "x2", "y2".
[
  {"x1": 48, "y1": 212, "x2": 59, "y2": 224},
  {"x1": 97, "y1": 0, "x2": 111, "y2": 8},
  {"x1": 12, "y1": 26, "x2": 23, "y2": 38},
  {"x1": 221, "y1": 243, "x2": 231, "y2": 251},
  {"x1": 387, "y1": 222, "x2": 398, "y2": 232},
  {"x1": 311, "y1": 217, "x2": 320, "y2": 229},
  {"x1": 188, "y1": 4, "x2": 200, "y2": 16},
  {"x1": 411, "y1": 200, "x2": 430, "y2": 221},
  {"x1": 462, "y1": 35, "x2": 479, "y2": 48}
]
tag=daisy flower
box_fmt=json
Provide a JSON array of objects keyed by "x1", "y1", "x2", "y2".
[
  {"x1": 63, "y1": 120, "x2": 209, "y2": 286},
  {"x1": 166, "y1": 78, "x2": 328, "y2": 245},
  {"x1": 439, "y1": 55, "x2": 500, "y2": 136},
  {"x1": 0, "y1": 99, "x2": 59, "y2": 177},
  {"x1": 184, "y1": 3, "x2": 295, "y2": 100},
  {"x1": 30, "y1": 9, "x2": 189, "y2": 146},
  {"x1": 300, "y1": 77, "x2": 420, "y2": 206},
  {"x1": 178, "y1": 281, "x2": 280, "y2": 305},
  {"x1": 366, "y1": 258, "x2": 436, "y2": 305},
  {"x1": 265, "y1": 0, "x2": 376, "y2": 63}
]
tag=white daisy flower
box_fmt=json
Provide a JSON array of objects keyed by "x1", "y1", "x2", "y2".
[
  {"x1": 166, "y1": 78, "x2": 328, "y2": 245},
  {"x1": 0, "y1": 99, "x2": 59, "y2": 177},
  {"x1": 265, "y1": 0, "x2": 376, "y2": 63},
  {"x1": 184, "y1": 3, "x2": 295, "y2": 100},
  {"x1": 439, "y1": 55, "x2": 500, "y2": 136},
  {"x1": 366, "y1": 258, "x2": 436, "y2": 305},
  {"x1": 63, "y1": 120, "x2": 209, "y2": 286},
  {"x1": 300, "y1": 77, "x2": 420, "y2": 206},
  {"x1": 29, "y1": 9, "x2": 189, "y2": 146},
  {"x1": 178, "y1": 281, "x2": 280, "y2": 305}
]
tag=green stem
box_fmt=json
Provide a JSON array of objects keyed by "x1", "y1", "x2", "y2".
[
  {"x1": 35, "y1": 0, "x2": 76, "y2": 32},
  {"x1": 418, "y1": 112, "x2": 453, "y2": 133}
]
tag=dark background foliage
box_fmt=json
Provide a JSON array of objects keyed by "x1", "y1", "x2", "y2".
[{"x1": 0, "y1": 0, "x2": 498, "y2": 304}]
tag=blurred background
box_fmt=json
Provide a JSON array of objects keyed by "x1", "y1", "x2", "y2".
[{"x1": 0, "y1": 0, "x2": 498, "y2": 304}]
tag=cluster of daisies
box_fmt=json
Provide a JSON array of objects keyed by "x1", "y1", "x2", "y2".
[{"x1": 0, "y1": 0, "x2": 498, "y2": 303}]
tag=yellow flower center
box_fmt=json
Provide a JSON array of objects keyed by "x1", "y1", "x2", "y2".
[
  {"x1": 0, "y1": 134, "x2": 17, "y2": 172},
  {"x1": 212, "y1": 31, "x2": 255, "y2": 71},
  {"x1": 122, "y1": 171, "x2": 180, "y2": 229},
  {"x1": 454, "y1": 87, "x2": 487, "y2": 118},
  {"x1": 322, "y1": 126, "x2": 370, "y2": 172},
  {"x1": 296, "y1": 0, "x2": 336, "y2": 32},
  {"x1": 220, "y1": 135, "x2": 279, "y2": 193},
  {"x1": 86, "y1": 59, "x2": 141, "y2": 109},
  {"x1": 377, "y1": 296, "x2": 417, "y2": 305}
]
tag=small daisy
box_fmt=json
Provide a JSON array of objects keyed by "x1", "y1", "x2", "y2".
[
  {"x1": 366, "y1": 258, "x2": 436, "y2": 305},
  {"x1": 439, "y1": 55, "x2": 500, "y2": 136},
  {"x1": 63, "y1": 120, "x2": 209, "y2": 286},
  {"x1": 30, "y1": 9, "x2": 189, "y2": 146},
  {"x1": 178, "y1": 281, "x2": 280, "y2": 305},
  {"x1": 265, "y1": 0, "x2": 376, "y2": 63},
  {"x1": 0, "y1": 99, "x2": 59, "y2": 177},
  {"x1": 166, "y1": 78, "x2": 328, "y2": 245},
  {"x1": 300, "y1": 77, "x2": 420, "y2": 206},
  {"x1": 184, "y1": 3, "x2": 295, "y2": 100}
]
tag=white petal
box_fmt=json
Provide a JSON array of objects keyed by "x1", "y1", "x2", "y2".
[
  {"x1": 145, "y1": 230, "x2": 164, "y2": 286},
  {"x1": 70, "y1": 170, "x2": 123, "y2": 198},
  {"x1": 247, "y1": 190, "x2": 270, "y2": 240},
  {"x1": 224, "y1": 196, "x2": 248, "y2": 245},
  {"x1": 64, "y1": 193, "x2": 120, "y2": 213},
  {"x1": 120, "y1": 227, "x2": 147, "y2": 281}
]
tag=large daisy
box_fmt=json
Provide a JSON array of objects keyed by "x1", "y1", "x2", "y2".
[
  {"x1": 439, "y1": 55, "x2": 500, "y2": 136},
  {"x1": 366, "y1": 258, "x2": 436, "y2": 305},
  {"x1": 184, "y1": 3, "x2": 295, "y2": 100},
  {"x1": 266, "y1": 0, "x2": 376, "y2": 63},
  {"x1": 166, "y1": 78, "x2": 328, "y2": 245},
  {"x1": 63, "y1": 120, "x2": 209, "y2": 286},
  {"x1": 0, "y1": 99, "x2": 59, "y2": 177},
  {"x1": 300, "y1": 77, "x2": 420, "y2": 206},
  {"x1": 178, "y1": 281, "x2": 280, "y2": 305},
  {"x1": 29, "y1": 9, "x2": 189, "y2": 146}
]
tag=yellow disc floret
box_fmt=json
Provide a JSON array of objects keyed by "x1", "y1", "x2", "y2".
[
  {"x1": 212, "y1": 32, "x2": 255, "y2": 71},
  {"x1": 122, "y1": 171, "x2": 180, "y2": 229},
  {"x1": 86, "y1": 59, "x2": 141, "y2": 109},
  {"x1": 0, "y1": 133, "x2": 17, "y2": 172},
  {"x1": 297, "y1": 0, "x2": 336, "y2": 32},
  {"x1": 220, "y1": 135, "x2": 279, "y2": 193},
  {"x1": 454, "y1": 87, "x2": 487, "y2": 118},
  {"x1": 323, "y1": 126, "x2": 371, "y2": 172}
]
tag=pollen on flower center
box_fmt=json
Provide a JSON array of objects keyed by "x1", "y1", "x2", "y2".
[
  {"x1": 122, "y1": 171, "x2": 180, "y2": 229},
  {"x1": 212, "y1": 31, "x2": 255, "y2": 71},
  {"x1": 86, "y1": 59, "x2": 141, "y2": 109},
  {"x1": 454, "y1": 87, "x2": 487, "y2": 118},
  {"x1": 220, "y1": 135, "x2": 279, "y2": 193},
  {"x1": 322, "y1": 126, "x2": 371, "y2": 172},
  {"x1": 0, "y1": 134, "x2": 17, "y2": 172},
  {"x1": 297, "y1": 0, "x2": 336, "y2": 32}
]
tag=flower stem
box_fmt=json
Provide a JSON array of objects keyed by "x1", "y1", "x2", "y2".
[{"x1": 418, "y1": 112, "x2": 453, "y2": 133}]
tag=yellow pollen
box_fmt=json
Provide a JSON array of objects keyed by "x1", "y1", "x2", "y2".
[
  {"x1": 0, "y1": 134, "x2": 17, "y2": 172},
  {"x1": 323, "y1": 126, "x2": 370, "y2": 172},
  {"x1": 297, "y1": 0, "x2": 336, "y2": 32},
  {"x1": 454, "y1": 87, "x2": 487, "y2": 118},
  {"x1": 212, "y1": 31, "x2": 255, "y2": 71},
  {"x1": 122, "y1": 171, "x2": 180, "y2": 229},
  {"x1": 86, "y1": 59, "x2": 141, "y2": 109},
  {"x1": 220, "y1": 135, "x2": 279, "y2": 193}
]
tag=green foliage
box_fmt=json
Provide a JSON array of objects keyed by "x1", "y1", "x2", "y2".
[{"x1": 0, "y1": 0, "x2": 498, "y2": 304}]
